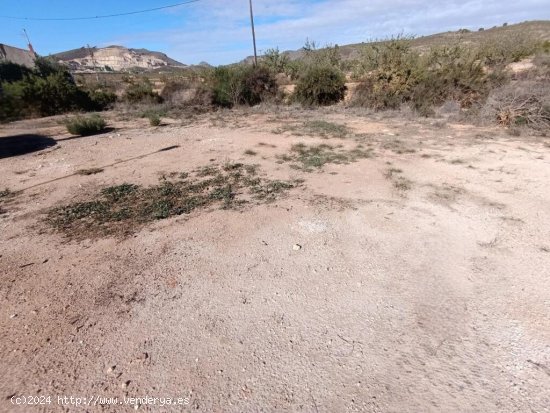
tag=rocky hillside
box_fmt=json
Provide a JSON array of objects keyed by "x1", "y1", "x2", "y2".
[{"x1": 53, "y1": 45, "x2": 186, "y2": 72}]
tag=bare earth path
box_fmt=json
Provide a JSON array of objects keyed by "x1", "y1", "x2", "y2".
[{"x1": 1, "y1": 110, "x2": 549, "y2": 412}]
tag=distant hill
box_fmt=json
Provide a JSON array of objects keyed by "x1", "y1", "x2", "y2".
[
  {"x1": 242, "y1": 20, "x2": 550, "y2": 64},
  {"x1": 0, "y1": 44, "x2": 36, "y2": 68},
  {"x1": 53, "y1": 45, "x2": 186, "y2": 72}
]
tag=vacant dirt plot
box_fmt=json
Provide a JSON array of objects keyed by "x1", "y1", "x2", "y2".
[{"x1": 1, "y1": 109, "x2": 549, "y2": 412}]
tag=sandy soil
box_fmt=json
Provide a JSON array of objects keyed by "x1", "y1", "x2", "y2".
[{"x1": 1, "y1": 109, "x2": 549, "y2": 412}]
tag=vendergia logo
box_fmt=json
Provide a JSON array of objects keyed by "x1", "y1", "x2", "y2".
[{"x1": 123, "y1": 396, "x2": 191, "y2": 407}]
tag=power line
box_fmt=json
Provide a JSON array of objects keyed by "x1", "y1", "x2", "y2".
[{"x1": 0, "y1": 0, "x2": 201, "y2": 21}]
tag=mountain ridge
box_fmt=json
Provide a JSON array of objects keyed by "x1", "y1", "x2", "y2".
[{"x1": 53, "y1": 45, "x2": 186, "y2": 72}]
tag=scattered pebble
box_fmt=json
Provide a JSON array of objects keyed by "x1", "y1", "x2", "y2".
[
  {"x1": 9, "y1": 314, "x2": 17, "y2": 319},
  {"x1": 293, "y1": 244, "x2": 302, "y2": 251},
  {"x1": 136, "y1": 352, "x2": 149, "y2": 362}
]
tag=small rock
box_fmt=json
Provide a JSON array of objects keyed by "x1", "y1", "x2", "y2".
[
  {"x1": 136, "y1": 352, "x2": 149, "y2": 362},
  {"x1": 293, "y1": 244, "x2": 302, "y2": 251},
  {"x1": 107, "y1": 365, "x2": 116, "y2": 373},
  {"x1": 121, "y1": 380, "x2": 131, "y2": 389},
  {"x1": 9, "y1": 314, "x2": 17, "y2": 319}
]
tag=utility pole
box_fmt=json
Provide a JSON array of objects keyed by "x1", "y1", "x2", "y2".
[
  {"x1": 248, "y1": 0, "x2": 258, "y2": 67},
  {"x1": 22, "y1": 29, "x2": 36, "y2": 56}
]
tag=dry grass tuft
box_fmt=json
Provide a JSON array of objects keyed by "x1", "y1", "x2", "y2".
[
  {"x1": 277, "y1": 143, "x2": 373, "y2": 171},
  {"x1": 273, "y1": 120, "x2": 352, "y2": 139},
  {"x1": 47, "y1": 163, "x2": 299, "y2": 239}
]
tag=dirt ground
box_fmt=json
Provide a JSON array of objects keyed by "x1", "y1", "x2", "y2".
[{"x1": 1, "y1": 108, "x2": 549, "y2": 412}]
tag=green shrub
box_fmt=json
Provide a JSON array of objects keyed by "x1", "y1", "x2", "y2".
[
  {"x1": 87, "y1": 88, "x2": 117, "y2": 110},
  {"x1": 302, "y1": 39, "x2": 342, "y2": 69},
  {"x1": 293, "y1": 65, "x2": 347, "y2": 106},
  {"x1": 1, "y1": 71, "x2": 90, "y2": 121},
  {"x1": 0, "y1": 58, "x2": 115, "y2": 122},
  {"x1": 262, "y1": 47, "x2": 290, "y2": 74},
  {"x1": 351, "y1": 37, "x2": 423, "y2": 110},
  {"x1": 284, "y1": 60, "x2": 305, "y2": 81},
  {"x1": 211, "y1": 67, "x2": 241, "y2": 107},
  {"x1": 352, "y1": 36, "x2": 417, "y2": 79},
  {"x1": 65, "y1": 114, "x2": 107, "y2": 136},
  {"x1": 351, "y1": 38, "x2": 508, "y2": 114},
  {"x1": 477, "y1": 33, "x2": 542, "y2": 67},
  {"x1": 123, "y1": 78, "x2": 163, "y2": 104},
  {"x1": 280, "y1": 41, "x2": 343, "y2": 81},
  {"x1": 211, "y1": 65, "x2": 277, "y2": 107},
  {"x1": 411, "y1": 45, "x2": 490, "y2": 113},
  {"x1": 34, "y1": 57, "x2": 67, "y2": 77},
  {"x1": 0, "y1": 81, "x2": 25, "y2": 121},
  {"x1": 148, "y1": 114, "x2": 161, "y2": 126},
  {"x1": 138, "y1": 106, "x2": 167, "y2": 120},
  {"x1": 0, "y1": 62, "x2": 33, "y2": 83},
  {"x1": 353, "y1": 76, "x2": 410, "y2": 111},
  {"x1": 241, "y1": 66, "x2": 278, "y2": 105}
]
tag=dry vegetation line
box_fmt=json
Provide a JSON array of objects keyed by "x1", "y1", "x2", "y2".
[{"x1": 47, "y1": 162, "x2": 300, "y2": 239}]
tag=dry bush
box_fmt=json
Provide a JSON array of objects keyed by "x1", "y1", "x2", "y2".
[
  {"x1": 241, "y1": 66, "x2": 279, "y2": 105},
  {"x1": 411, "y1": 45, "x2": 505, "y2": 115},
  {"x1": 123, "y1": 78, "x2": 162, "y2": 104},
  {"x1": 293, "y1": 64, "x2": 347, "y2": 106},
  {"x1": 352, "y1": 36, "x2": 417, "y2": 80},
  {"x1": 481, "y1": 80, "x2": 550, "y2": 131},
  {"x1": 261, "y1": 47, "x2": 290, "y2": 74},
  {"x1": 435, "y1": 100, "x2": 462, "y2": 117},
  {"x1": 210, "y1": 65, "x2": 278, "y2": 108},
  {"x1": 350, "y1": 38, "x2": 424, "y2": 111},
  {"x1": 148, "y1": 113, "x2": 161, "y2": 126},
  {"x1": 161, "y1": 78, "x2": 212, "y2": 107},
  {"x1": 65, "y1": 114, "x2": 107, "y2": 136},
  {"x1": 478, "y1": 32, "x2": 542, "y2": 68},
  {"x1": 350, "y1": 39, "x2": 511, "y2": 116}
]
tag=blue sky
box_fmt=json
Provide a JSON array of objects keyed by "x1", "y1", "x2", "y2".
[{"x1": 1, "y1": 0, "x2": 549, "y2": 65}]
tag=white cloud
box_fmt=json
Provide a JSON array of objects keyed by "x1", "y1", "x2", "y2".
[{"x1": 110, "y1": 0, "x2": 550, "y2": 64}]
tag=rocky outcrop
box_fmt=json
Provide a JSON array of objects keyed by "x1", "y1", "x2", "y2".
[{"x1": 53, "y1": 46, "x2": 186, "y2": 72}]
